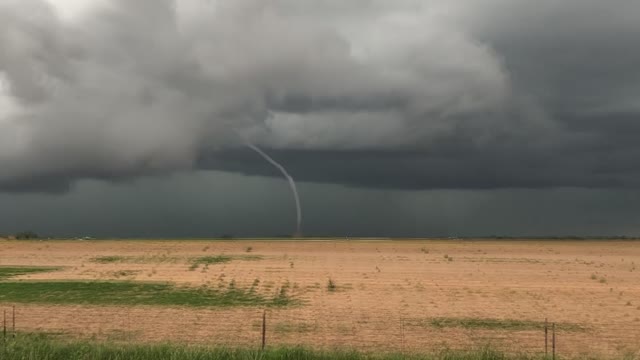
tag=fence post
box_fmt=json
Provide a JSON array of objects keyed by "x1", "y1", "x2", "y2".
[
  {"x1": 261, "y1": 310, "x2": 266, "y2": 351},
  {"x1": 3, "y1": 309, "x2": 6, "y2": 358},
  {"x1": 401, "y1": 318, "x2": 405, "y2": 355},
  {"x1": 552, "y1": 323, "x2": 556, "y2": 360},
  {"x1": 544, "y1": 318, "x2": 548, "y2": 355}
]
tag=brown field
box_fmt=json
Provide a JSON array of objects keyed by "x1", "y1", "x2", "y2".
[{"x1": 1, "y1": 238, "x2": 640, "y2": 357}]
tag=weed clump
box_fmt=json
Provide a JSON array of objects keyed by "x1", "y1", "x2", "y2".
[
  {"x1": 189, "y1": 256, "x2": 232, "y2": 270},
  {"x1": 327, "y1": 278, "x2": 337, "y2": 292},
  {"x1": 91, "y1": 256, "x2": 126, "y2": 263},
  {"x1": 0, "y1": 266, "x2": 62, "y2": 280}
]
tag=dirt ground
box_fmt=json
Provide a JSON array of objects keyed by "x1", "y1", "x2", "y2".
[{"x1": 1, "y1": 239, "x2": 639, "y2": 357}]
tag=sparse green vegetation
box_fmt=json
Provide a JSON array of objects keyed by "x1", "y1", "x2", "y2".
[
  {"x1": 0, "y1": 280, "x2": 294, "y2": 307},
  {"x1": 90, "y1": 255, "x2": 180, "y2": 264},
  {"x1": 0, "y1": 334, "x2": 563, "y2": 360},
  {"x1": 236, "y1": 255, "x2": 264, "y2": 261},
  {"x1": 91, "y1": 256, "x2": 127, "y2": 263},
  {"x1": 273, "y1": 284, "x2": 292, "y2": 306},
  {"x1": 188, "y1": 255, "x2": 263, "y2": 270},
  {"x1": 0, "y1": 266, "x2": 62, "y2": 280},
  {"x1": 421, "y1": 317, "x2": 584, "y2": 332},
  {"x1": 249, "y1": 278, "x2": 260, "y2": 293},
  {"x1": 108, "y1": 270, "x2": 140, "y2": 278},
  {"x1": 191, "y1": 255, "x2": 232, "y2": 266}
]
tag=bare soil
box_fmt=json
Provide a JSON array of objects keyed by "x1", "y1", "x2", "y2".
[{"x1": 1, "y1": 239, "x2": 639, "y2": 357}]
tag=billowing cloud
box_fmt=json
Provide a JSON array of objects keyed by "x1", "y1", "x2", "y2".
[{"x1": 1, "y1": 0, "x2": 639, "y2": 192}]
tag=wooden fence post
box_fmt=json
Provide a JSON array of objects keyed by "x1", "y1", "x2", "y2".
[
  {"x1": 261, "y1": 310, "x2": 266, "y2": 351},
  {"x1": 401, "y1": 318, "x2": 405, "y2": 355},
  {"x1": 544, "y1": 318, "x2": 548, "y2": 355},
  {"x1": 552, "y1": 322, "x2": 556, "y2": 360},
  {"x1": 3, "y1": 309, "x2": 6, "y2": 358}
]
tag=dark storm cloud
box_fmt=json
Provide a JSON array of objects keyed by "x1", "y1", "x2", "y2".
[{"x1": 1, "y1": 0, "x2": 639, "y2": 192}]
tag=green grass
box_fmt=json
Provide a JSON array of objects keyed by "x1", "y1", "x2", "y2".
[
  {"x1": 421, "y1": 318, "x2": 584, "y2": 332},
  {"x1": 0, "y1": 266, "x2": 62, "y2": 280},
  {"x1": 90, "y1": 255, "x2": 181, "y2": 264},
  {"x1": 189, "y1": 255, "x2": 231, "y2": 271},
  {"x1": 189, "y1": 255, "x2": 264, "y2": 270},
  {"x1": 0, "y1": 334, "x2": 566, "y2": 360},
  {"x1": 192, "y1": 255, "x2": 233, "y2": 265},
  {"x1": 235, "y1": 255, "x2": 264, "y2": 261},
  {"x1": 91, "y1": 256, "x2": 128, "y2": 263},
  {"x1": 0, "y1": 281, "x2": 295, "y2": 307}
]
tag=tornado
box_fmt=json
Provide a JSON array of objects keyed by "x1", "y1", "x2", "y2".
[{"x1": 245, "y1": 143, "x2": 302, "y2": 237}]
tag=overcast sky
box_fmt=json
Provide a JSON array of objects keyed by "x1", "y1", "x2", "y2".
[{"x1": 1, "y1": 0, "x2": 640, "y2": 237}]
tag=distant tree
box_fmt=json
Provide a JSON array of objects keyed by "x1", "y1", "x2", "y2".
[
  {"x1": 220, "y1": 234, "x2": 234, "y2": 240},
  {"x1": 15, "y1": 231, "x2": 39, "y2": 239}
]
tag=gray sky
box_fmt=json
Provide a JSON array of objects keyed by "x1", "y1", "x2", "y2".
[{"x1": 1, "y1": 0, "x2": 640, "y2": 237}]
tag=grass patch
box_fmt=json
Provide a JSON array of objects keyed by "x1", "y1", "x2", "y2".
[
  {"x1": 0, "y1": 281, "x2": 295, "y2": 307},
  {"x1": 421, "y1": 318, "x2": 584, "y2": 332},
  {"x1": 91, "y1": 256, "x2": 127, "y2": 263},
  {"x1": 107, "y1": 270, "x2": 141, "y2": 278},
  {"x1": 189, "y1": 255, "x2": 264, "y2": 270},
  {"x1": 0, "y1": 266, "x2": 62, "y2": 280},
  {"x1": 189, "y1": 255, "x2": 231, "y2": 271},
  {"x1": 1, "y1": 334, "x2": 567, "y2": 360},
  {"x1": 192, "y1": 255, "x2": 232, "y2": 265},
  {"x1": 90, "y1": 255, "x2": 181, "y2": 264},
  {"x1": 235, "y1": 254, "x2": 264, "y2": 261}
]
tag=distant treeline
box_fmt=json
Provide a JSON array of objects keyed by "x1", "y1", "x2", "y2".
[
  {"x1": 2, "y1": 233, "x2": 640, "y2": 240},
  {"x1": 1, "y1": 231, "x2": 40, "y2": 239}
]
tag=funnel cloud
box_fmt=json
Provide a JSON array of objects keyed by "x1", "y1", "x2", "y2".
[{"x1": 245, "y1": 142, "x2": 302, "y2": 235}]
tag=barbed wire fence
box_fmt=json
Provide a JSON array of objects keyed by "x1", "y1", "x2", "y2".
[{"x1": 3, "y1": 304, "x2": 640, "y2": 358}]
